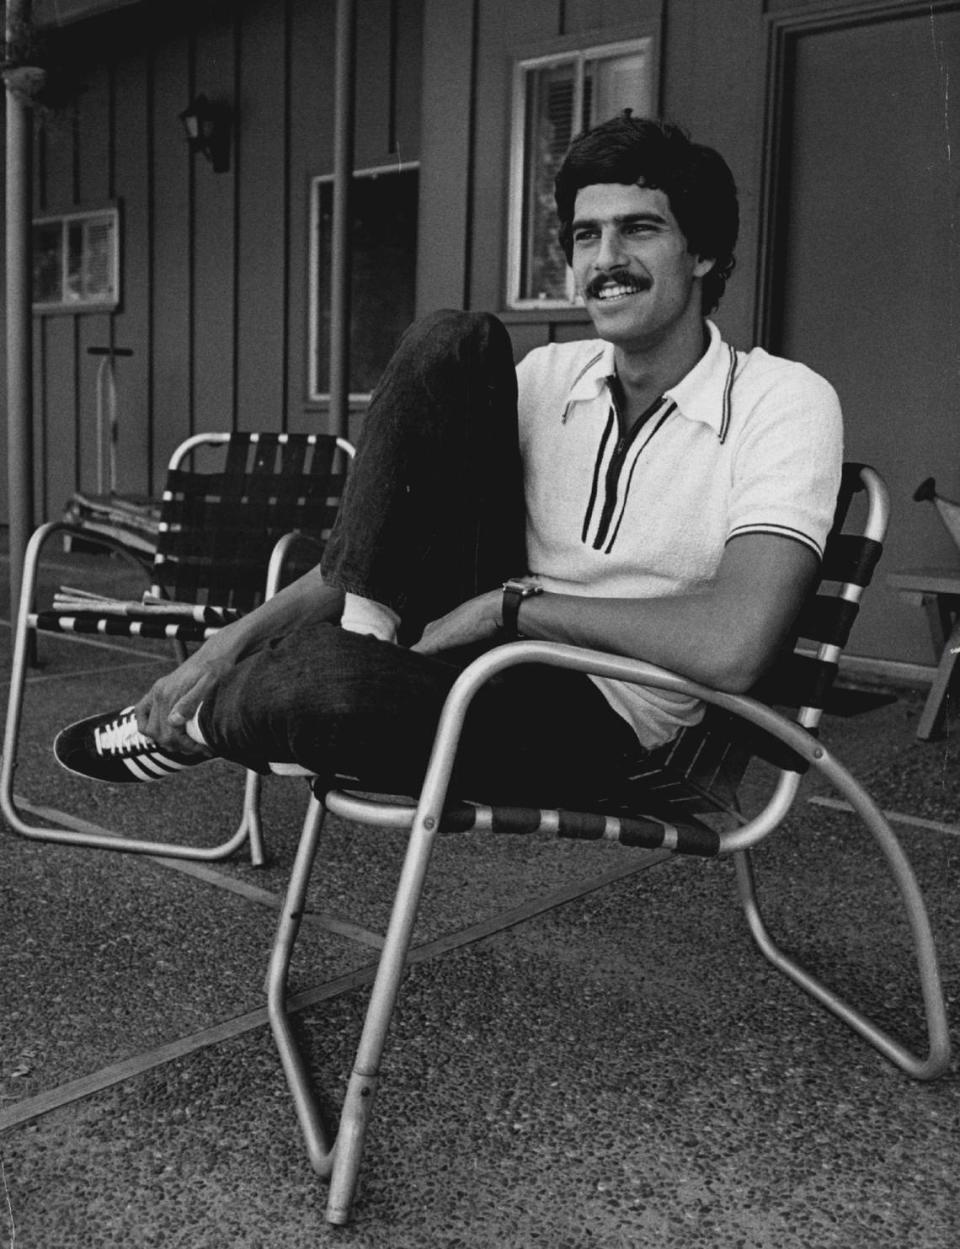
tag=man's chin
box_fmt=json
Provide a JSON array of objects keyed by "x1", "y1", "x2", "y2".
[{"x1": 585, "y1": 296, "x2": 647, "y2": 338}]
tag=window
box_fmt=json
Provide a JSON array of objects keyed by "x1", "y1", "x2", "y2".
[
  {"x1": 507, "y1": 39, "x2": 655, "y2": 308},
  {"x1": 32, "y1": 208, "x2": 120, "y2": 312},
  {"x1": 309, "y1": 164, "x2": 419, "y2": 401}
]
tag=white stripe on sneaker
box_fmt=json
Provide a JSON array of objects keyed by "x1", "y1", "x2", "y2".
[
  {"x1": 122, "y1": 751, "x2": 190, "y2": 781},
  {"x1": 123, "y1": 757, "x2": 164, "y2": 781}
]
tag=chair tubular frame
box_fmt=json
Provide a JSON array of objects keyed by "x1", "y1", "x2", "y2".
[
  {"x1": 1, "y1": 431, "x2": 353, "y2": 864},
  {"x1": 264, "y1": 464, "x2": 951, "y2": 1225}
]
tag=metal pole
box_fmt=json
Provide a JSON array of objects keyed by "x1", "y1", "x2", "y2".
[
  {"x1": 328, "y1": 0, "x2": 356, "y2": 443},
  {"x1": 4, "y1": 0, "x2": 35, "y2": 617}
]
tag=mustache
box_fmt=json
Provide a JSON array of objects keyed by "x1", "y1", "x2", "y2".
[{"x1": 584, "y1": 273, "x2": 652, "y2": 300}]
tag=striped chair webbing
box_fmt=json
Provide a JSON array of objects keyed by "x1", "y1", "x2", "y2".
[
  {"x1": 438, "y1": 800, "x2": 721, "y2": 856},
  {"x1": 32, "y1": 612, "x2": 221, "y2": 644},
  {"x1": 154, "y1": 432, "x2": 347, "y2": 612}
]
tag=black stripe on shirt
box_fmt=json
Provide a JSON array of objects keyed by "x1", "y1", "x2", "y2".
[
  {"x1": 603, "y1": 400, "x2": 678, "y2": 553},
  {"x1": 718, "y1": 344, "x2": 737, "y2": 443},
  {"x1": 581, "y1": 406, "x2": 618, "y2": 544}
]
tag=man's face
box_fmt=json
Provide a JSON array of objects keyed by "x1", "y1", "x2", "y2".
[{"x1": 570, "y1": 182, "x2": 714, "y2": 353}]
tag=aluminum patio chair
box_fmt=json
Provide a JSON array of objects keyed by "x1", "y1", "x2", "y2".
[
  {"x1": 264, "y1": 462, "x2": 950, "y2": 1224},
  {"x1": 1, "y1": 430, "x2": 354, "y2": 864}
]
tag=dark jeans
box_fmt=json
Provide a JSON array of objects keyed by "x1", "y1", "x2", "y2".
[{"x1": 199, "y1": 310, "x2": 639, "y2": 805}]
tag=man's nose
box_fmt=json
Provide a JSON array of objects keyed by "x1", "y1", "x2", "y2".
[{"x1": 594, "y1": 227, "x2": 627, "y2": 271}]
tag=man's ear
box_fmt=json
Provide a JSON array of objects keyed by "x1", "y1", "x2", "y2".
[{"x1": 693, "y1": 255, "x2": 716, "y2": 279}]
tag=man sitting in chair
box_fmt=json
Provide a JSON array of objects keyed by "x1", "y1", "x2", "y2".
[{"x1": 56, "y1": 114, "x2": 842, "y2": 803}]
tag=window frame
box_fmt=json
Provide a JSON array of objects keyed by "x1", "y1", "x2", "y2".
[
  {"x1": 308, "y1": 160, "x2": 420, "y2": 404},
  {"x1": 31, "y1": 205, "x2": 121, "y2": 314},
  {"x1": 505, "y1": 29, "x2": 659, "y2": 312}
]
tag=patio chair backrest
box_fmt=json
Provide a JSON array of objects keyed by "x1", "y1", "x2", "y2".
[
  {"x1": 152, "y1": 432, "x2": 351, "y2": 612},
  {"x1": 607, "y1": 462, "x2": 888, "y2": 813},
  {"x1": 750, "y1": 460, "x2": 886, "y2": 727}
]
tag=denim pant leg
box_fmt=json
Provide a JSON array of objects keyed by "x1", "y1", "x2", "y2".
[
  {"x1": 320, "y1": 309, "x2": 526, "y2": 645},
  {"x1": 199, "y1": 622, "x2": 639, "y2": 803},
  {"x1": 198, "y1": 309, "x2": 640, "y2": 795}
]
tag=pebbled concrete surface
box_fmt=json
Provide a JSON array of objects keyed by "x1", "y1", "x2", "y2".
[{"x1": 1, "y1": 544, "x2": 959, "y2": 1247}]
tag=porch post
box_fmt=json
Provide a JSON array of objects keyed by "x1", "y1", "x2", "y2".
[
  {"x1": 328, "y1": 0, "x2": 356, "y2": 443},
  {"x1": 4, "y1": 0, "x2": 35, "y2": 615}
]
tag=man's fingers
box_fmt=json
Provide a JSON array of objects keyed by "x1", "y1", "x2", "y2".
[{"x1": 168, "y1": 673, "x2": 214, "y2": 727}]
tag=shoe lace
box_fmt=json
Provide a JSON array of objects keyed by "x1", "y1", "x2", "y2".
[{"x1": 94, "y1": 711, "x2": 153, "y2": 757}]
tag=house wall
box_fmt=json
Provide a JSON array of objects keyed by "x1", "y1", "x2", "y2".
[
  {"x1": 4, "y1": 0, "x2": 422, "y2": 521},
  {"x1": 4, "y1": 0, "x2": 960, "y2": 671},
  {"x1": 417, "y1": 0, "x2": 960, "y2": 670}
]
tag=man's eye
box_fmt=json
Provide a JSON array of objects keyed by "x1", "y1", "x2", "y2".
[{"x1": 572, "y1": 228, "x2": 598, "y2": 243}]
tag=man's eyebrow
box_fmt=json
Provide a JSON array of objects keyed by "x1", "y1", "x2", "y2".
[{"x1": 570, "y1": 210, "x2": 669, "y2": 231}]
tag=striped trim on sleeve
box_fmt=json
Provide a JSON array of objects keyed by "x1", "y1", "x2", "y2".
[{"x1": 726, "y1": 522, "x2": 824, "y2": 558}]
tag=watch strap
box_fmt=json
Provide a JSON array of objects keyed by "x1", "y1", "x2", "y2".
[{"x1": 501, "y1": 579, "x2": 542, "y2": 638}]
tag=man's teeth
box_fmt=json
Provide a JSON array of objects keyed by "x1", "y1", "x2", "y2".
[{"x1": 595, "y1": 283, "x2": 644, "y2": 301}]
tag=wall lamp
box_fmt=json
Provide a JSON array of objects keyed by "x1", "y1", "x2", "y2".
[{"x1": 178, "y1": 94, "x2": 232, "y2": 173}]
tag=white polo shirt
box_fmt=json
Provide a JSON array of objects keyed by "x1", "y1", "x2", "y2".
[{"x1": 515, "y1": 320, "x2": 843, "y2": 747}]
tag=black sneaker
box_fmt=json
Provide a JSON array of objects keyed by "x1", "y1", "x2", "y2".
[{"x1": 54, "y1": 705, "x2": 211, "y2": 784}]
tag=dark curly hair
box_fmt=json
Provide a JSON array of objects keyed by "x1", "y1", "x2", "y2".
[{"x1": 554, "y1": 114, "x2": 739, "y2": 314}]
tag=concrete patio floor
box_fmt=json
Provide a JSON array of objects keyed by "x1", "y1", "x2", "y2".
[{"x1": 1, "y1": 540, "x2": 959, "y2": 1248}]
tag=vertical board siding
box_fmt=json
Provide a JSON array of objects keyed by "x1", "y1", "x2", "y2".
[
  {"x1": 112, "y1": 49, "x2": 153, "y2": 498},
  {"x1": 563, "y1": 0, "x2": 645, "y2": 34},
  {"x1": 76, "y1": 60, "x2": 114, "y2": 497},
  {"x1": 192, "y1": 11, "x2": 239, "y2": 436},
  {"x1": 36, "y1": 93, "x2": 82, "y2": 516},
  {"x1": 233, "y1": 1, "x2": 288, "y2": 431},
  {"x1": 416, "y1": 0, "x2": 476, "y2": 315},
  {"x1": 17, "y1": 0, "x2": 424, "y2": 521},
  {"x1": 286, "y1": 0, "x2": 336, "y2": 432},
  {"x1": 394, "y1": 0, "x2": 424, "y2": 163},
  {"x1": 149, "y1": 38, "x2": 192, "y2": 483},
  {"x1": 660, "y1": 0, "x2": 762, "y2": 349},
  {"x1": 356, "y1": 0, "x2": 395, "y2": 169}
]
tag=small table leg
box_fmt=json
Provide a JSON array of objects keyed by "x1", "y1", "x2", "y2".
[{"x1": 917, "y1": 618, "x2": 960, "y2": 740}]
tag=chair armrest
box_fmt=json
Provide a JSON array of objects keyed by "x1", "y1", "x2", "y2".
[
  {"x1": 15, "y1": 520, "x2": 154, "y2": 620},
  {"x1": 266, "y1": 530, "x2": 327, "y2": 599},
  {"x1": 424, "y1": 640, "x2": 831, "y2": 854}
]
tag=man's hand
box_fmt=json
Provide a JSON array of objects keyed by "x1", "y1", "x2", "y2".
[
  {"x1": 410, "y1": 589, "x2": 503, "y2": 655},
  {"x1": 134, "y1": 651, "x2": 232, "y2": 753}
]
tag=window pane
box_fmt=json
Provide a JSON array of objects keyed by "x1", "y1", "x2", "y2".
[
  {"x1": 511, "y1": 41, "x2": 654, "y2": 307},
  {"x1": 66, "y1": 222, "x2": 84, "y2": 302},
  {"x1": 314, "y1": 167, "x2": 418, "y2": 394},
  {"x1": 32, "y1": 208, "x2": 119, "y2": 311},
  {"x1": 83, "y1": 217, "x2": 115, "y2": 298},
  {"x1": 32, "y1": 222, "x2": 62, "y2": 303},
  {"x1": 518, "y1": 60, "x2": 576, "y2": 302},
  {"x1": 586, "y1": 48, "x2": 651, "y2": 126}
]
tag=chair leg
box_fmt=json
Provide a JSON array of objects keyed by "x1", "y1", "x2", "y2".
[
  {"x1": 266, "y1": 793, "x2": 336, "y2": 1176},
  {"x1": 1, "y1": 522, "x2": 268, "y2": 861},
  {"x1": 266, "y1": 788, "x2": 445, "y2": 1224},
  {"x1": 325, "y1": 807, "x2": 443, "y2": 1223},
  {"x1": 236, "y1": 769, "x2": 267, "y2": 866},
  {"x1": 732, "y1": 772, "x2": 951, "y2": 1081}
]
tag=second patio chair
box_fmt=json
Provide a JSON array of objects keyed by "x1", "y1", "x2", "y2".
[{"x1": 1, "y1": 430, "x2": 354, "y2": 864}]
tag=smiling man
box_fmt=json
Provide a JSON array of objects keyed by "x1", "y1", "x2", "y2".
[{"x1": 55, "y1": 115, "x2": 842, "y2": 803}]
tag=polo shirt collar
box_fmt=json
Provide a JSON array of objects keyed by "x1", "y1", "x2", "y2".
[
  {"x1": 663, "y1": 320, "x2": 737, "y2": 441},
  {"x1": 565, "y1": 321, "x2": 737, "y2": 442},
  {"x1": 565, "y1": 340, "x2": 618, "y2": 405}
]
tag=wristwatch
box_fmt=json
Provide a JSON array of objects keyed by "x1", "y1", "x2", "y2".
[{"x1": 501, "y1": 578, "x2": 543, "y2": 639}]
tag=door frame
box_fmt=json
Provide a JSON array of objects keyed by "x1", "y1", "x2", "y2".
[{"x1": 754, "y1": 0, "x2": 960, "y2": 348}]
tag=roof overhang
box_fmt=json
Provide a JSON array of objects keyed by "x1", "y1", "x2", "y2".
[{"x1": 33, "y1": 0, "x2": 144, "y2": 28}]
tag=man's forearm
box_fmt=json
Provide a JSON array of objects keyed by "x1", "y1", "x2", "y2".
[
  {"x1": 195, "y1": 565, "x2": 345, "y2": 665},
  {"x1": 514, "y1": 537, "x2": 818, "y2": 693}
]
